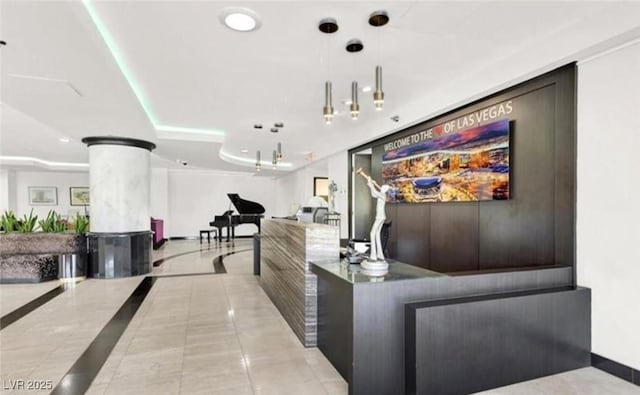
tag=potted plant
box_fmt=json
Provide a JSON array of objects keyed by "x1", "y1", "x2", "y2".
[{"x1": 0, "y1": 210, "x2": 89, "y2": 283}]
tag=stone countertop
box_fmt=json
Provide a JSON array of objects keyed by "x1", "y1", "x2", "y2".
[
  {"x1": 262, "y1": 218, "x2": 335, "y2": 229},
  {"x1": 310, "y1": 259, "x2": 446, "y2": 284}
]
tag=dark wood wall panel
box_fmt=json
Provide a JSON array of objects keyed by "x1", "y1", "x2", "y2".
[
  {"x1": 430, "y1": 203, "x2": 479, "y2": 272},
  {"x1": 394, "y1": 204, "x2": 430, "y2": 269},
  {"x1": 479, "y1": 87, "x2": 555, "y2": 269},
  {"x1": 554, "y1": 76, "x2": 577, "y2": 273},
  {"x1": 348, "y1": 65, "x2": 576, "y2": 277},
  {"x1": 353, "y1": 154, "x2": 373, "y2": 239}
]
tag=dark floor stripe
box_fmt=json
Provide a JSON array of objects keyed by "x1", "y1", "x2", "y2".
[
  {"x1": 46, "y1": 247, "x2": 252, "y2": 393},
  {"x1": 213, "y1": 248, "x2": 252, "y2": 274},
  {"x1": 50, "y1": 277, "x2": 156, "y2": 395},
  {"x1": 0, "y1": 284, "x2": 67, "y2": 330},
  {"x1": 153, "y1": 245, "x2": 219, "y2": 267}
]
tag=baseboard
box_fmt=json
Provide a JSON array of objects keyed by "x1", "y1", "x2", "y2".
[{"x1": 592, "y1": 353, "x2": 640, "y2": 386}]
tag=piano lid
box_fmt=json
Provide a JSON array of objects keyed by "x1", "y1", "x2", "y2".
[{"x1": 227, "y1": 193, "x2": 265, "y2": 214}]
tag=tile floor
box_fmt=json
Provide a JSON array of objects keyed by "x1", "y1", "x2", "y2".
[{"x1": 1, "y1": 239, "x2": 639, "y2": 394}]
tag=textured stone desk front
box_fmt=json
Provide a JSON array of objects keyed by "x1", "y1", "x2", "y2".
[{"x1": 260, "y1": 219, "x2": 339, "y2": 346}]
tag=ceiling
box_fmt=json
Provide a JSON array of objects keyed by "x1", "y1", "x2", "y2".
[{"x1": 2, "y1": 1, "x2": 640, "y2": 174}]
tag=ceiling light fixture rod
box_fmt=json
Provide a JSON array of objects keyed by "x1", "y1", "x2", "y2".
[
  {"x1": 374, "y1": 65, "x2": 384, "y2": 111},
  {"x1": 256, "y1": 150, "x2": 261, "y2": 171},
  {"x1": 277, "y1": 142, "x2": 283, "y2": 162},
  {"x1": 350, "y1": 81, "x2": 360, "y2": 120},
  {"x1": 323, "y1": 81, "x2": 334, "y2": 124}
]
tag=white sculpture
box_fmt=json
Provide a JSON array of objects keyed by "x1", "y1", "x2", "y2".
[
  {"x1": 356, "y1": 168, "x2": 390, "y2": 272},
  {"x1": 328, "y1": 180, "x2": 338, "y2": 213}
]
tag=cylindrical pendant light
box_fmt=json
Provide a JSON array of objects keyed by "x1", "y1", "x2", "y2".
[
  {"x1": 373, "y1": 65, "x2": 384, "y2": 111},
  {"x1": 323, "y1": 81, "x2": 334, "y2": 124},
  {"x1": 272, "y1": 150, "x2": 277, "y2": 166},
  {"x1": 350, "y1": 81, "x2": 360, "y2": 120},
  {"x1": 255, "y1": 150, "x2": 261, "y2": 171},
  {"x1": 277, "y1": 142, "x2": 282, "y2": 162}
]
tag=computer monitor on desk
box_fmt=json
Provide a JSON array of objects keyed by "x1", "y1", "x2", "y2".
[{"x1": 296, "y1": 207, "x2": 328, "y2": 224}]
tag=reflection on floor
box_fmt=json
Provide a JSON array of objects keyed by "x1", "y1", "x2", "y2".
[{"x1": 0, "y1": 240, "x2": 638, "y2": 394}]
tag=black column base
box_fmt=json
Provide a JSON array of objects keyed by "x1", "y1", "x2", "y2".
[{"x1": 87, "y1": 231, "x2": 152, "y2": 278}]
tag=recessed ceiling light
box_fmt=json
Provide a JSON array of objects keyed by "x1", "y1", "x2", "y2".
[
  {"x1": 59, "y1": 137, "x2": 70, "y2": 143},
  {"x1": 342, "y1": 99, "x2": 353, "y2": 106},
  {"x1": 241, "y1": 149, "x2": 249, "y2": 153},
  {"x1": 333, "y1": 110, "x2": 339, "y2": 115},
  {"x1": 220, "y1": 8, "x2": 261, "y2": 32},
  {"x1": 362, "y1": 86, "x2": 372, "y2": 93}
]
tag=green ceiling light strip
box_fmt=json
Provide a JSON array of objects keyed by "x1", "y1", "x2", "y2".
[{"x1": 82, "y1": 1, "x2": 225, "y2": 138}]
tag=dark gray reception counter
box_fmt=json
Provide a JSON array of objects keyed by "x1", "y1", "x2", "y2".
[{"x1": 311, "y1": 260, "x2": 590, "y2": 395}]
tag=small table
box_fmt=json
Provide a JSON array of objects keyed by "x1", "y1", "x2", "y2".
[{"x1": 199, "y1": 229, "x2": 218, "y2": 244}]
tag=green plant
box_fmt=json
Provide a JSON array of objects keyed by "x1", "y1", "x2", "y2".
[
  {"x1": 17, "y1": 209, "x2": 38, "y2": 233},
  {"x1": 38, "y1": 210, "x2": 67, "y2": 232},
  {"x1": 0, "y1": 210, "x2": 18, "y2": 233},
  {"x1": 73, "y1": 212, "x2": 89, "y2": 234}
]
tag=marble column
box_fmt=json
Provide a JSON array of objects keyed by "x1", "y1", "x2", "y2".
[{"x1": 82, "y1": 137, "x2": 156, "y2": 278}]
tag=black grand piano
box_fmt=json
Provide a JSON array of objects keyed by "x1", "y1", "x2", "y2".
[{"x1": 209, "y1": 193, "x2": 265, "y2": 242}]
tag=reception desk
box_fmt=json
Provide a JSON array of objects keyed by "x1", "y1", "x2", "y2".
[
  {"x1": 259, "y1": 219, "x2": 339, "y2": 346},
  {"x1": 311, "y1": 260, "x2": 590, "y2": 395}
]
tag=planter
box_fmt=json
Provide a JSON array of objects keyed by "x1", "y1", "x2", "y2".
[{"x1": 0, "y1": 233, "x2": 87, "y2": 283}]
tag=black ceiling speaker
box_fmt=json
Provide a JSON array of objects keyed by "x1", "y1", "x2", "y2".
[
  {"x1": 346, "y1": 39, "x2": 364, "y2": 53},
  {"x1": 368, "y1": 10, "x2": 389, "y2": 27},
  {"x1": 318, "y1": 18, "x2": 339, "y2": 34}
]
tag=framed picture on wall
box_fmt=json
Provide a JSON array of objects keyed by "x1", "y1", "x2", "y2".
[
  {"x1": 70, "y1": 187, "x2": 90, "y2": 206},
  {"x1": 28, "y1": 186, "x2": 58, "y2": 206},
  {"x1": 314, "y1": 177, "x2": 329, "y2": 201}
]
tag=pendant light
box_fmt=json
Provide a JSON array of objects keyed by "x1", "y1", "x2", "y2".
[
  {"x1": 323, "y1": 81, "x2": 334, "y2": 124},
  {"x1": 277, "y1": 142, "x2": 283, "y2": 162},
  {"x1": 345, "y1": 39, "x2": 363, "y2": 121},
  {"x1": 350, "y1": 81, "x2": 360, "y2": 120},
  {"x1": 319, "y1": 18, "x2": 338, "y2": 125},
  {"x1": 368, "y1": 11, "x2": 388, "y2": 112},
  {"x1": 255, "y1": 150, "x2": 261, "y2": 171},
  {"x1": 272, "y1": 150, "x2": 277, "y2": 166},
  {"x1": 373, "y1": 65, "x2": 384, "y2": 111}
]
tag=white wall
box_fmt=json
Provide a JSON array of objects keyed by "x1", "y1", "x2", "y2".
[
  {"x1": 14, "y1": 171, "x2": 89, "y2": 219},
  {"x1": 150, "y1": 168, "x2": 170, "y2": 233},
  {"x1": 0, "y1": 169, "x2": 10, "y2": 213},
  {"x1": 274, "y1": 160, "x2": 329, "y2": 217},
  {"x1": 167, "y1": 169, "x2": 277, "y2": 237},
  {"x1": 577, "y1": 41, "x2": 640, "y2": 370}
]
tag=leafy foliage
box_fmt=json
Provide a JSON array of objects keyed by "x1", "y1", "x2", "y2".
[
  {"x1": 17, "y1": 210, "x2": 38, "y2": 233},
  {"x1": 73, "y1": 212, "x2": 90, "y2": 234},
  {"x1": 0, "y1": 211, "x2": 18, "y2": 233},
  {"x1": 39, "y1": 210, "x2": 67, "y2": 232}
]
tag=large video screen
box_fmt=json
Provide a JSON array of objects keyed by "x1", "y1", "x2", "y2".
[{"x1": 382, "y1": 119, "x2": 510, "y2": 203}]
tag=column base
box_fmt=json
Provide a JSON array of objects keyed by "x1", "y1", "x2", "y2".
[{"x1": 87, "y1": 231, "x2": 152, "y2": 278}]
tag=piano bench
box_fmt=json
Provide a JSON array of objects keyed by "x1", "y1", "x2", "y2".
[{"x1": 199, "y1": 229, "x2": 218, "y2": 244}]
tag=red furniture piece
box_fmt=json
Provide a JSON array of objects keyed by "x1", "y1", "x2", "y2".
[{"x1": 151, "y1": 218, "x2": 165, "y2": 249}]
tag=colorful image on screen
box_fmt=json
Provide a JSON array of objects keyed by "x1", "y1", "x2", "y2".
[{"x1": 382, "y1": 119, "x2": 510, "y2": 203}]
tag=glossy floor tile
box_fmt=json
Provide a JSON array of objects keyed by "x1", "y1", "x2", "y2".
[{"x1": 2, "y1": 240, "x2": 639, "y2": 394}]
